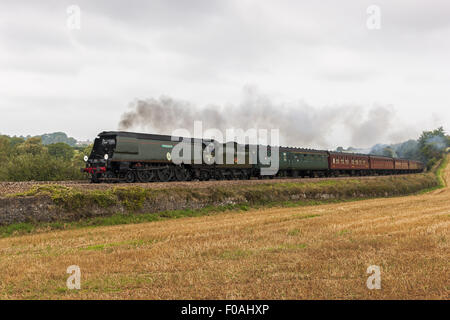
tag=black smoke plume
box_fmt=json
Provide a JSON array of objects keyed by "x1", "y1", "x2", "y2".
[{"x1": 118, "y1": 88, "x2": 415, "y2": 149}]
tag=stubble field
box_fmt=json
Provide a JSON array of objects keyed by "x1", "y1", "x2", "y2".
[{"x1": 0, "y1": 158, "x2": 448, "y2": 299}]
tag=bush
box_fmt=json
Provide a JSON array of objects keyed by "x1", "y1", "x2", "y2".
[
  {"x1": 5, "y1": 153, "x2": 84, "y2": 181},
  {"x1": 47, "y1": 143, "x2": 74, "y2": 161},
  {"x1": 0, "y1": 134, "x2": 87, "y2": 181}
]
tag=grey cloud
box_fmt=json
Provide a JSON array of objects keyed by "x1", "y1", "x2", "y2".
[{"x1": 0, "y1": 0, "x2": 448, "y2": 143}]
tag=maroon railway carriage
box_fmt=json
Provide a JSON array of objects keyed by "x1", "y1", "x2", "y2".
[
  {"x1": 408, "y1": 160, "x2": 424, "y2": 172},
  {"x1": 369, "y1": 155, "x2": 394, "y2": 173},
  {"x1": 394, "y1": 158, "x2": 409, "y2": 172},
  {"x1": 328, "y1": 152, "x2": 370, "y2": 175}
]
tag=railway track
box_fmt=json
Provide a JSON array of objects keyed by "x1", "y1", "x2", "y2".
[{"x1": 0, "y1": 173, "x2": 418, "y2": 197}]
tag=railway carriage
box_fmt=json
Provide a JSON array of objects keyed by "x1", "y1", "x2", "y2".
[
  {"x1": 394, "y1": 159, "x2": 409, "y2": 173},
  {"x1": 369, "y1": 155, "x2": 395, "y2": 174},
  {"x1": 328, "y1": 152, "x2": 370, "y2": 176},
  {"x1": 278, "y1": 147, "x2": 329, "y2": 177},
  {"x1": 408, "y1": 160, "x2": 424, "y2": 173}
]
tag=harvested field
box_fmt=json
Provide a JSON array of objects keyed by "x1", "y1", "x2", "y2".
[{"x1": 0, "y1": 157, "x2": 448, "y2": 299}]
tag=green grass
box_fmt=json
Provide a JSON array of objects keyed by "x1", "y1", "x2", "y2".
[
  {"x1": 287, "y1": 228, "x2": 301, "y2": 236},
  {"x1": 436, "y1": 156, "x2": 448, "y2": 187},
  {"x1": 220, "y1": 249, "x2": 253, "y2": 260},
  {"x1": 416, "y1": 155, "x2": 448, "y2": 194},
  {"x1": 266, "y1": 243, "x2": 308, "y2": 252},
  {"x1": 81, "y1": 239, "x2": 157, "y2": 251}
]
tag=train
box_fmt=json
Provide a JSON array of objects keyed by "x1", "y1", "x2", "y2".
[{"x1": 82, "y1": 131, "x2": 425, "y2": 183}]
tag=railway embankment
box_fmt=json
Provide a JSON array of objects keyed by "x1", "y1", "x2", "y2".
[{"x1": 0, "y1": 167, "x2": 442, "y2": 230}]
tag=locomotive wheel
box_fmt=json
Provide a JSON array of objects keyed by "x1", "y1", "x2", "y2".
[
  {"x1": 199, "y1": 170, "x2": 210, "y2": 181},
  {"x1": 224, "y1": 170, "x2": 232, "y2": 180},
  {"x1": 217, "y1": 170, "x2": 226, "y2": 180},
  {"x1": 174, "y1": 167, "x2": 188, "y2": 181},
  {"x1": 157, "y1": 168, "x2": 173, "y2": 182},
  {"x1": 91, "y1": 173, "x2": 101, "y2": 183},
  {"x1": 241, "y1": 170, "x2": 249, "y2": 180},
  {"x1": 185, "y1": 168, "x2": 193, "y2": 181},
  {"x1": 137, "y1": 170, "x2": 154, "y2": 183},
  {"x1": 125, "y1": 171, "x2": 136, "y2": 183},
  {"x1": 104, "y1": 171, "x2": 117, "y2": 183}
]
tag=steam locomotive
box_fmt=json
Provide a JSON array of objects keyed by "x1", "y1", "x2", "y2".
[{"x1": 82, "y1": 131, "x2": 424, "y2": 183}]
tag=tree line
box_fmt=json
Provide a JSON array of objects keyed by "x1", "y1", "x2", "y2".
[{"x1": 0, "y1": 135, "x2": 92, "y2": 181}]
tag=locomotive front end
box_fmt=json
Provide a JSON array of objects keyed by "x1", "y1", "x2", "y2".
[{"x1": 82, "y1": 135, "x2": 116, "y2": 182}]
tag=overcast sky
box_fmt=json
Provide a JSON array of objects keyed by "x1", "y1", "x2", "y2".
[{"x1": 0, "y1": 0, "x2": 449, "y2": 149}]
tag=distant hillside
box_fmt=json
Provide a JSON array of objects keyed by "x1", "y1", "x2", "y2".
[
  {"x1": 10, "y1": 132, "x2": 91, "y2": 147},
  {"x1": 335, "y1": 146, "x2": 371, "y2": 154},
  {"x1": 40, "y1": 132, "x2": 77, "y2": 146},
  {"x1": 370, "y1": 140, "x2": 420, "y2": 159}
]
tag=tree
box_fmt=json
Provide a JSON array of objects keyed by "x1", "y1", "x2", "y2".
[
  {"x1": 418, "y1": 127, "x2": 447, "y2": 162},
  {"x1": 15, "y1": 137, "x2": 46, "y2": 156},
  {"x1": 40, "y1": 132, "x2": 77, "y2": 146},
  {"x1": 9, "y1": 136, "x2": 25, "y2": 148},
  {"x1": 0, "y1": 136, "x2": 12, "y2": 180},
  {"x1": 48, "y1": 143, "x2": 74, "y2": 161},
  {"x1": 382, "y1": 146, "x2": 395, "y2": 157},
  {"x1": 0, "y1": 136, "x2": 12, "y2": 157},
  {"x1": 394, "y1": 140, "x2": 420, "y2": 160}
]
